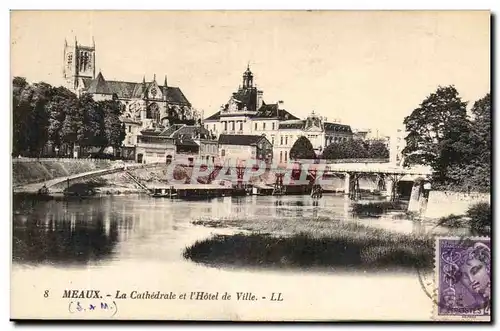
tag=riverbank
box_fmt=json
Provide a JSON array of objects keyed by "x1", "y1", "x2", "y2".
[
  {"x1": 185, "y1": 216, "x2": 434, "y2": 272},
  {"x1": 12, "y1": 158, "x2": 115, "y2": 187}
]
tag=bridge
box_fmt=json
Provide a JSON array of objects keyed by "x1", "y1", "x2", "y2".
[
  {"x1": 14, "y1": 158, "x2": 432, "y2": 201},
  {"x1": 13, "y1": 162, "x2": 165, "y2": 194}
]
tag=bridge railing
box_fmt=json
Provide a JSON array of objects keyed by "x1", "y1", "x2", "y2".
[{"x1": 296, "y1": 158, "x2": 391, "y2": 164}]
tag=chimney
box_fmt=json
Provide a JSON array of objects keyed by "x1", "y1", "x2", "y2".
[
  {"x1": 257, "y1": 90, "x2": 263, "y2": 110},
  {"x1": 277, "y1": 100, "x2": 284, "y2": 110}
]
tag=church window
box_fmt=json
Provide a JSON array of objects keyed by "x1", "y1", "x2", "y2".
[
  {"x1": 284, "y1": 151, "x2": 288, "y2": 162},
  {"x1": 263, "y1": 123, "x2": 266, "y2": 130},
  {"x1": 280, "y1": 151, "x2": 283, "y2": 163},
  {"x1": 255, "y1": 122, "x2": 258, "y2": 131},
  {"x1": 280, "y1": 136, "x2": 283, "y2": 145},
  {"x1": 272, "y1": 122, "x2": 275, "y2": 130},
  {"x1": 213, "y1": 124, "x2": 216, "y2": 131},
  {"x1": 231, "y1": 121, "x2": 235, "y2": 131},
  {"x1": 224, "y1": 121, "x2": 227, "y2": 131},
  {"x1": 271, "y1": 137, "x2": 274, "y2": 145},
  {"x1": 239, "y1": 122, "x2": 243, "y2": 131},
  {"x1": 128, "y1": 126, "x2": 131, "y2": 133},
  {"x1": 285, "y1": 136, "x2": 288, "y2": 145}
]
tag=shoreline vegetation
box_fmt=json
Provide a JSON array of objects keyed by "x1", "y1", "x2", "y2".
[{"x1": 184, "y1": 216, "x2": 434, "y2": 272}]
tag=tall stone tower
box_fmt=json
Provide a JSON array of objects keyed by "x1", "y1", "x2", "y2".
[{"x1": 63, "y1": 37, "x2": 96, "y2": 93}]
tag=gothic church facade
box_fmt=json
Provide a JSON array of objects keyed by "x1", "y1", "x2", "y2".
[{"x1": 62, "y1": 38, "x2": 200, "y2": 149}]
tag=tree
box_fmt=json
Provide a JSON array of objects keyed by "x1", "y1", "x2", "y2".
[
  {"x1": 469, "y1": 93, "x2": 491, "y2": 188},
  {"x1": 12, "y1": 77, "x2": 31, "y2": 156},
  {"x1": 289, "y1": 136, "x2": 316, "y2": 160},
  {"x1": 12, "y1": 79, "x2": 52, "y2": 157},
  {"x1": 445, "y1": 93, "x2": 491, "y2": 191},
  {"x1": 402, "y1": 85, "x2": 469, "y2": 169},
  {"x1": 366, "y1": 139, "x2": 389, "y2": 158},
  {"x1": 100, "y1": 99, "x2": 126, "y2": 149},
  {"x1": 321, "y1": 139, "x2": 369, "y2": 159},
  {"x1": 403, "y1": 86, "x2": 491, "y2": 191},
  {"x1": 47, "y1": 86, "x2": 78, "y2": 150},
  {"x1": 61, "y1": 94, "x2": 87, "y2": 154}
]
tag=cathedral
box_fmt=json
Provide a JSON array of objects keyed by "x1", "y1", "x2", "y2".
[{"x1": 62, "y1": 38, "x2": 201, "y2": 150}]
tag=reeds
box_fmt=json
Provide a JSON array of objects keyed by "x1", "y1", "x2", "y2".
[{"x1": 185, "y1": 217, "x2": 433, "y2": 271}]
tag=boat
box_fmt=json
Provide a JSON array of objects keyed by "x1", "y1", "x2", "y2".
[
  {"x1": 62, "y1": 184, "x2": 96, "y2": 198},
  {"x1": 150, "y1": 188, "x2": 176, "y2": 198}
]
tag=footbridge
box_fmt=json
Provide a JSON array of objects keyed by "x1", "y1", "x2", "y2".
[{"x1": 13, "y1": 162, "x2": 165, "y2": 193}]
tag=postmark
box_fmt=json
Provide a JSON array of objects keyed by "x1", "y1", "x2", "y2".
[{"x1": 432, "y1": 236, "x2": 491, "y2": 321}]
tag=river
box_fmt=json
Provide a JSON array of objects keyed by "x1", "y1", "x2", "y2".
[{"x1": 11, "y1": 194, "x2": 437, "y2": 321}]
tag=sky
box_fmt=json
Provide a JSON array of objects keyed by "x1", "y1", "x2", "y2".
[{"x1": 10, "y1": 10, "x2": 490, "y2": 136}]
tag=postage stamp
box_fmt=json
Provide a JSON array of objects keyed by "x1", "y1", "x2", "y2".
[{"x1": 433, "y1": 236, "x2": 491, "y2": 321}]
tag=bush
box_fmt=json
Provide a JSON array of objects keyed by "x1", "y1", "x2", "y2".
[
  {"x1": 466, "y1": 202, "x2": 491, "y2": 235},
  {"x1": 436, "y1": 214, "x2": 466, "y2": 228},
  {"x1": 351, "y1": 201, "x2": 405, "y2": 216}
]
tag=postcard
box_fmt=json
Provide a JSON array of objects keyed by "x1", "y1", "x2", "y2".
[{"x1": 10, "y1": 10, "x2": 491, "y2": 322}]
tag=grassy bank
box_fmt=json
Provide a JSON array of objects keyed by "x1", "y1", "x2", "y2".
[
  {"x1": 351, "y1": 201, "x2": 407, "y2": 217},
  {"x1": 437, "y1": 202, "x2": 491, "y2": 236},
  {"x1": 185, "y1": 217, "x2": 434, "y2": 271}
]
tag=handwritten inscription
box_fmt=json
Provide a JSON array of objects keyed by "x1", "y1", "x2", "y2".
[{"x1": 68, "y1": 300, "x2": 118, "y2": 317}]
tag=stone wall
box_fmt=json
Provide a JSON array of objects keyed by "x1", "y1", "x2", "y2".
[{"x1": 424, "y1": 190, "x2": 491, "y2": 219}]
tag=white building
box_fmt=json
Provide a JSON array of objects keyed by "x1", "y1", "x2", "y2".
[
  {"x1": 389, "y1": 127, "x2": 407, "y2": 165},
  {"x1": 218, "y1": 134, "x2": 273, "y2": 164},
  {"x1": 203, "y1": 66, "x2": 353, "y2": 162}
]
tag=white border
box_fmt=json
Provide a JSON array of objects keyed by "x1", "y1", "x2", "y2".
[{"x1": 2, "y1": 1, "x2": 498, "y2": 330}]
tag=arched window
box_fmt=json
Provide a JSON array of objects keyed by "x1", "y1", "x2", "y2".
[{"x1": 147, "y1": 103, "x2": 159, "y2": 120}]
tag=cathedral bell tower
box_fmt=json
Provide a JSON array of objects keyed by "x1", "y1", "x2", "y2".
[{"x1": 63, "y1": 37, "x2": 96, "y2": 93}]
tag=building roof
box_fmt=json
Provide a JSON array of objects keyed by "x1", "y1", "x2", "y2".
[
  {"x1": 204, "y1": 111, "x2": 221, "y2": 121},
  {"x1": 218, "y1": 134, "x2": 267, "y2": 146},
  {"x1": 204, "y1": 103, "x2": 300, "y2": 122},
  {"x1": 82, "y1": 73, "x2": 191, "y2": 105},
  {"x1": 324, "y1": 122, "x2": 352, "y2": 133},
  {"x1": 159, "y1": 124, "x2": 185, "y2": 137},
  {"x1": 171, "y1": 125, "x2": 211, "y2": 140},
  {"x1": 231, "y1": 87, "x2": 258, "y2": 112},
  {"x1": 277, "y1": 119, "x2": 353, "y2": 133},
  {"x1": 175, "y1": 136, "x2": 199, "y2": 147},
  {"x1": 121, "y1": 117, "x2": 142, "y2": 125},
  {"x1": 253, "y1": 103, "x2": 300, "y2": 121},
  {"x1": 278, "y1": 120, "x2": 305, "y2": 130},
  {"x1": 86, "y1": 72, "x2": 111, "y2": 94}
]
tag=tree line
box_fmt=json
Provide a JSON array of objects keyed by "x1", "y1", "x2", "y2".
[
  {"x1": 289, "y1": 135, "x2": 389, "y2": 160},
  {"x1": 402, "y1": 86, "x2": 490, "y2": 192},
  {"x1": 12, "y1": 77, "x2": 126, "y2": 158}
]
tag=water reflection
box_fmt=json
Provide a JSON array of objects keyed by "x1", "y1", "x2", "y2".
[
  {"x1": 12, "y1": 193, "x2": 439, "y2": 267},
  {"x1": 13, "y1": 211, "x2": 119, "y2": 266}
]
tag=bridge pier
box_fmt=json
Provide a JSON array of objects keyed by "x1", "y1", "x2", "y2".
[
  {"x1": 407, "y1": 181, "x2": 422, "y2": 213},
  {"x1": 384, "y1": 177, "x2": 394, "y2": 201},
  {"x1": 343, "y1": 173, "x2": 350, "y2": 195}
]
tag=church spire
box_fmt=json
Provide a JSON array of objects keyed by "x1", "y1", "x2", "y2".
[
  {"x1": 242, "y1": 64, "x2": 253, "y2": 89},
  {"x1": 164, "y1": 75, "x2": 168, "y2": 87}
]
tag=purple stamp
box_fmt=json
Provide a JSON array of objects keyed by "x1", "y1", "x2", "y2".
[{"x1": 434, "y1": 237, "x2": 491, "y2": 321}]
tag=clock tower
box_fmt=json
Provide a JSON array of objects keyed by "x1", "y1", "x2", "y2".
[{"x1": 63, "y1": 37, "x2": 96, "y2": 93}]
